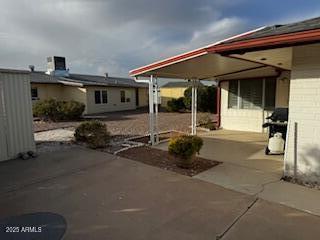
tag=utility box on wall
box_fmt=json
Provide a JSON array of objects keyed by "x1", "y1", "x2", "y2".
[{"x1": 0, "y1": 70, "x2": 35, "y2": 162}]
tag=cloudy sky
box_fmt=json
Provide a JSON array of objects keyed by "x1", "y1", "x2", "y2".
[{"x1": 1, "y1": 0, "x2": 320, "y2": 77}]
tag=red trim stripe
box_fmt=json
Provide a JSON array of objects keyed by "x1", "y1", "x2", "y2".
[
  {"x1": 130, "y1": 48, "x2": 207, "y2": 76},
  {"x1": 209, "y1": 28, "x2": 320, "y2": 53}
]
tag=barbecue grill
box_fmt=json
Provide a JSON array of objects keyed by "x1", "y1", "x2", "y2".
[{"x1": 262, "y1": 108, "x2": 288, "y2": 155}]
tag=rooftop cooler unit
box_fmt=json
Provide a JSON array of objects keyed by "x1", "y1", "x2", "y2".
[{"x1": 46, "y1": 56, "x2": 69, "y2": 77}]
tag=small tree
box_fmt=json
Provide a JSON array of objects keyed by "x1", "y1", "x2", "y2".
[
  {"x1": 166, "y1": 97, "x2": 185, "y2": 112},
  {"x1": 168, "y1": 135, "x2": 203, "y2": 168},
  {"x1": 184, "y1": 86, "x2": 217, "y2": 112}
]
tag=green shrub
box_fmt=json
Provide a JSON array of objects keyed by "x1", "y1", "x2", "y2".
[
  {"x1": 74, "y1": 120, "x2": 110, "y2": 149},
  {"x1": 198, "y1": 114, "x2": 212, "y2": 126},
  {"x1": 57, "y1": 100, "x2": 85, "y2": 120},
  {"x1": 198, "y1": 114, "x2": 216, "y2": 130},
  {"x1": 33, "y1": 99, "x2": 85, "y2": 121},
  {"x1": 184, "y1": 86, "x2": 217, "y2": 113},
  {"x1": 168, "y1": 135, "x2": 203, "y2": 168},
  {"x1": 166, "y1": 97, "x2": 185, "y2": 112},
  {"x1": 33, "y1": 99, "x2": 59, "y2": 121},
  {"x1": 202, "y1": 122, "x2": 216, "y2": 130}
]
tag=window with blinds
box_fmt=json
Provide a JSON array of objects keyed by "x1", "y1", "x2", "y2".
[
  {"x1": 228, "y1": 80, "x2": 238, "y2": 108},
  {"x1": 240, "y1": 79, "x2": 263, "y2": 109},
  {"x1": 227, "y1": 78, "x2": 276, "y2": 110}
]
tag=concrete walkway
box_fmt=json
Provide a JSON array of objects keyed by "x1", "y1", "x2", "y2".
[
  {"x1": 1, "y1": 147, "x2": 320, "y2": 239},
  {"x1": 155, "y1": 130, "x2": 320, "y2": 216}
]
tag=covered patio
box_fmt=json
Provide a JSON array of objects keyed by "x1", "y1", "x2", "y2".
[
  {"x1": 130, "y1": 26, "x2": 292, "y2": 142},
  {"x1": 130, "y1": 17, "x2": 320, "y2": 183},
  {"x1": 154, "y1": 129, "x2": 283, "y2": 195}
]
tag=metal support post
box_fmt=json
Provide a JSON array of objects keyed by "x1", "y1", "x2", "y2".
[
  {"x1": 191, "y1": 79, "x2": 198, "y2": 135},
  {"x1": 149, "y1": 75, "x2": 155, "y2": 145},
  {"x1": 154, "y1": 77, "x2": 159, "y2": 144}
]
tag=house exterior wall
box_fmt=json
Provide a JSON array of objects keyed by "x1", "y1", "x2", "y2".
[
  {"x1": 31, "y1": 83, "x2": 64, "y2": 102},
  {"x1": 160, "y1": 87, "x2": 187, "y2": 107},
  {"x1": 220, "y1": 72, "x2": 290, "y2": 132},
  {"x1": 31, "y1": 83, "x2": 88, "y2": 112},
  {"x1": 138, "y1": 87, "x2": 148, "y2": 107},
  {"x1": 85, "y1": 86, "x2": 137, "y2": 114},
  {"x1": 31, "y1": 83, "x2": 147, "y2": 114},
  {"x1": 0, "y1": 72, "x2": 35, "y2": 161},
  {"x1": 61, "y1": 86, "x2": 87, "y2": 113},
  {"x1": 284, "y1": 43, "x2": 320, "y2": 182}
]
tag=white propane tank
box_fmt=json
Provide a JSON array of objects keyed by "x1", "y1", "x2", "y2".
[{"x1": 268, "y1": 132, "x2": 285, "y2": 154}]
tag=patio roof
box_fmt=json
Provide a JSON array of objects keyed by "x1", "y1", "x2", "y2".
[{"x1": 130, "y1": 17, "x2": 320, "y2": 79}]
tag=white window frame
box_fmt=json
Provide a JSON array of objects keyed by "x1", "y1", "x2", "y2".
[
  {"x1": 94, "y1": 90, "x2": 108, "y2": 104},
  {"x1": 120, "y1": 90, "x2": 126, "y2": 103},
  {"x1": 228, "y1": 78, "x2": 275, "y2": 110},
  {"x1": 120, "y1": 90, "x2": 131, "y2": 103},
  {"x1": 31, "y1": 87, "x2": 39, "y2": 101}
]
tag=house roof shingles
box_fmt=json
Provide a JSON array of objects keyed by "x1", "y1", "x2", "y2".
[{"x1": 222, "y1": 16, "x2": 320, "y2": 44}]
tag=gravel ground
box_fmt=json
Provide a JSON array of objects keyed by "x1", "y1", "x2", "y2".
[
  {"x1": 33, "y1": 109, "x2": 213, "y2": 153},
  {"x1": 34, "y1": 128, "x2": 75, "y2": 142},
  {"x1": 34, "y1": 109, "x2": 211, "y2": 140}
]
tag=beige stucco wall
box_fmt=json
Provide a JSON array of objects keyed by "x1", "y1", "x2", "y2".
[
  {"x1": 31, "y1": 83, "x2": 64, "y2": 101},
  {"x1": 138, "y1": 87, "x2": 148, "y2": 107},
  {"x1": 31, "y1": 83, "x2": 145, "y2": 114},
  {"x1": 31, "y1": 83, "x2": 88, "y2": 112},
  {"x1": 276, "y1": 71, "x2": 290, "y2": 108},
  {"x1": 160, "y1": 87, "x2": 187, "y2": 107},
  {"x1": 85, "y1": 86, "x2": 137, "y2": 114},
  {"x1": 220, "y1": 72, "x2": 290, "y2": 132},
  {"x1": 284, "y1": 43, "x2": 320, "y2": 182}
]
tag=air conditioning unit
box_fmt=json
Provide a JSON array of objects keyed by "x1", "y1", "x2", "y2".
[{"x1": 46, "y1": 56, "x2": 69, "y2": 77}]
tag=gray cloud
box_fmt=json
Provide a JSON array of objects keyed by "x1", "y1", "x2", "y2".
[{"x1": 0, "y1": 0, "x2": 316, "y2": 77}]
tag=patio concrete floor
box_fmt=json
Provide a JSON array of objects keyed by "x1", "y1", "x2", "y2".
[
  {"x1": 1, "y1": 147, "x2": 320, "y2": 239},
  {"x1": 154, "y1": 130, "x2": 320, "y2": 216}
]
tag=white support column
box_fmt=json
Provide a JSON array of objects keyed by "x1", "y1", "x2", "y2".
[
  {"x1": 154, "y1": 77, "x2": 159, "y2": 144},
  {"x1": 191, "y1": 80, "x2": 194, "y2": 135},
  {"x1": 194, "y1": 81, "x2": 197, "y2": 135},
  {"x1": 191, "y1": 79, "x2": 198, "y2": 135},
  {"x1": 149, "y1": 75, "x2": 155, "y2": 145}
]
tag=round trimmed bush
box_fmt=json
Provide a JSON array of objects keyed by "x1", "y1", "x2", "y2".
[
  {"x1": 74, "y1": 120, "x2": 110, "y2": 149},
  {"x1": 168, "y1": 135, "x2": 203, "y2": 168}
]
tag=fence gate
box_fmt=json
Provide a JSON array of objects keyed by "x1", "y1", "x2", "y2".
[{"x1": 0, "y1": 80, "x2": 8, "y2": 161}]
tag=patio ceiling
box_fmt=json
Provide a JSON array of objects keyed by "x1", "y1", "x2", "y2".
[
  {"x1": 133, "y1": 53, "x2": 266, "y2": 80},
  {"x1": 229, "y1": 47, "x2": 292, "y2": 71}
]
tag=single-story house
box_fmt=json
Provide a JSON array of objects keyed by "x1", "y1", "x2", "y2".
[
  {"x1": 30, "y1": 56, "x2": 148, "y2": 115},
  {"x1": 130, "y1": 16, "x2": 320, "y2": 183},
  {"x1": 0, "y1": 69, "x2": 35, "y2": 162},
  {"x1": 160, "y1": 81, "x2": 204, "y2": 107}
]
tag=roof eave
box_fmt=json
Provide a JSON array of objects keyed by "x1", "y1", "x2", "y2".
[
  {"x1": 129, "y1": 26, "x2": 266, "y2": 77},
  {"x1": 210, "y1": 28, "x2": 320, "y2": 54}
]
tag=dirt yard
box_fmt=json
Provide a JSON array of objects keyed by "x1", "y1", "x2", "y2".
[
  {"x1": 34, "y1": 109, "x2": 211, "y2": 140},
  {"x1": 118, "y1": 146, "x2": 220, "y2": 176}
]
